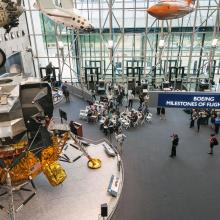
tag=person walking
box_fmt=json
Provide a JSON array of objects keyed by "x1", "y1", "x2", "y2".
[
  {"x1": 208, "y1": 134, "x2": 218, "y2": 155},
  {"x1": 64, "y1": 88, "x2": 70, "y2": 102},
  {"x1": 170, "y1": 134, "x2": 179, "y2": 158}
]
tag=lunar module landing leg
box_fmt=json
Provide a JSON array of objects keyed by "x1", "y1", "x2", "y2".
[
  {"x1": 60, "y1": 132, "x2": 102, "y2": 169},
  {"x1": 0, "y1": 171, "x2": 37, "y2": 220}
]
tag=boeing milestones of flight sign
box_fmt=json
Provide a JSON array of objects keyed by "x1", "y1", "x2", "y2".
[{"x1": 157, "y1": 93, "x2": 220, "y2": 108}]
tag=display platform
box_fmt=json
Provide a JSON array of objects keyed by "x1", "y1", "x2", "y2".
[{"x1": 0, "y1": 139, "x2": 123, "y2": 220}]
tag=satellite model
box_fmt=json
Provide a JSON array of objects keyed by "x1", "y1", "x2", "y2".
[
  {"x1": 147, "y1": 0, "x2": 195, "y2": 20},
  {"x1": 0, "y1": 0, "x2": 24, "y2": 33},
  {"x1": 34, "y1": 0, "x2": 94, "y2": 31}
]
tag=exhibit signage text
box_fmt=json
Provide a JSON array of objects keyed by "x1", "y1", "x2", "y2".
[{"x1": 158, "y1": 93, "x2": 220, "y2": 108}]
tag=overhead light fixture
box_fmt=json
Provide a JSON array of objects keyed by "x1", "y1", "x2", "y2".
[
  {"x1": 58, "y1": 41, "x2": 64, "y2": 49},
  {"x1": 159, "y1": 39, "x2": 165, "y2": 49},
  {"x1": 107, "y1": 40, "x2": 114, "y2": 49},
  {"x1": 211, "y1": 38, "x2": 218, "y2": 48}
]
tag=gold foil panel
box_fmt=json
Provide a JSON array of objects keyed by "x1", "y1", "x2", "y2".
[{"x1": 42, "y1": 162, "x2": 67, "y2": 186}]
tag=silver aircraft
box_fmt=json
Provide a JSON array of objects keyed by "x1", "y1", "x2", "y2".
[{"x1": 34, "y1": 0, "x2": 94, "y2": 32}]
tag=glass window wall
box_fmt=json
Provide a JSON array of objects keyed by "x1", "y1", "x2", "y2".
[{"x1": 25, "y1": 0, "x2": 220, "y2": 90}]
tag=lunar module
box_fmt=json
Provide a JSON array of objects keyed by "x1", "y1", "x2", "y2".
[{"x1": 0, "y1": 76, "x2": 101, "y2": 219}]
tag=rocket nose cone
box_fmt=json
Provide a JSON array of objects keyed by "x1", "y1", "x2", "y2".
[{"x1": 146, "y1": 6, "x2": 154, "y2": 16}]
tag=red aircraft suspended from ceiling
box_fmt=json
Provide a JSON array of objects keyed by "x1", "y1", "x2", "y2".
[{"x1": 147, "y1": 0, "x2": 196, "y2": 20}]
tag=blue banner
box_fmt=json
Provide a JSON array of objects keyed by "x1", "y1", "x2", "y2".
[{"x1": 158, "y1": 93, "x2": 220, "y2": 108}]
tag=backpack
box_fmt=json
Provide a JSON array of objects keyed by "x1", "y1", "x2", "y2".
[{"x1": 214, "y1": 138, "x2": 219, "y2": 145}]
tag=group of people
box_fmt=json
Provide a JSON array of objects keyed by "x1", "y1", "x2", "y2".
[
  {"x1": 122, "y1": 108, "x2": 147, "y2": 127},
  {"x1": 102, "y1": 116, "x2": 121, "y2": 136},
  {"x1": 189, "y1": 109, "x2": 220, "y2": 133}
]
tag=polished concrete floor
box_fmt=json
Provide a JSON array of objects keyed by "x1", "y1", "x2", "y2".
[{"x1": 55, "y1": 96, "x2": 220, "y2": 220}]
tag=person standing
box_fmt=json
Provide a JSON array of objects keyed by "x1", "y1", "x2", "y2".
[
  {"x1": 160, "y1": 107, "x2": 166, "y2": 120},
  {"x1": 170, "y1": 134, "x2": 179, "y2": 158},
  {"x1": 91, "y1": 90, "x2": 96, "y2": 101},
  {"x1": 128, "y1": 91, "x2": 134, "y2": 109},
  {"x1": 214, "y1": 116, "x2": 220, "y2": 134},
  {"x1": 210, "y1": 113, "x2": 216, "y2": 130},
  {"x1": 139, "y1": 92, "x2": 144, "y2": 108},
  {"x1": 115, "y1": 130, "x2": 126, "y2": 155},
  {"x1": 69, "y1": 121, "x2": 77, "y2": 135},
  {"x1": 143, "y1": 93, "x2": 149, "y2": 107},
  {"x1": 197, "y1": 113, "x2": 202, "y2": 132},
  {"x1": 45, "y1": 62, "x2": 53, "y2": 81},
  {"x1": 64, "y1": 88, "x2": 70, "y2": 102},
  {"x1": 103, "y1": 118, "x2": 110, "y2": 136},
  {"x1": 208, "y1": 134, "x2": 218, "y2": 155},
  {"x1": 156, "y1": 107, "x2": 161, "y2": 115},
  {"x1": 61, "y1": 81, "x2": 68, "y2": 93},
  {"x1": 190, "y1": 109, "x2": 197, "y2": 128}
]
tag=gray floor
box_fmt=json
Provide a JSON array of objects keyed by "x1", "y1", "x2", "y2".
[{"x1": 56, "y1": 96, "x2": 220, "y2": 220}]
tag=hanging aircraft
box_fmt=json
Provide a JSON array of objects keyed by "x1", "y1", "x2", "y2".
[
  {"x1": 0, "y1": 0, "x2": 24, "y2": 33},
  {"x1": 34, "y1": 0, "x2": 94, "y2": 32},
  {"x1": 147, "y1": 0, "x2": 195, "y2": 20}
]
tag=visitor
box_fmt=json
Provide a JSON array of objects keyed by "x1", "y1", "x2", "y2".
[
  {"x1": 197, "y1": 113, "x2": 202, "y2": 132},
  {"x1": 190, "y1": 109, "x2": 197, "y2": 128},
  {"x1": 115, "y1": 130, "x2": 126, "y2": 155},
  {"x1": 170, "y1": 134, "x2": 179, "y2": 158},
  {"x1": 128, "y1": 91, "x2": 134, "y2": 109},
  {"x1": 160, "y1": 107, "x2": 166, "y2": 120},
  {"x1": 91, "y1": 90, "x2": 96, "y2": 101},
  {"x1": 64, "y1": 88, "x2": 70, "y2": 102},
  {"x1": 208, "y1": 134, "x2": 218, "y2": 155},
  {"x1": 69, "y1": 121, "x2": 77, "y2": 135},
  {"x1": 45, "y1": 62, "x2": 53, "y2": 81}
]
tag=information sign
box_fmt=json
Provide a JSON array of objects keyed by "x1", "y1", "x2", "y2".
[{"x1": 158, "y1": 93, "x2": 220, "y2": 108}]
